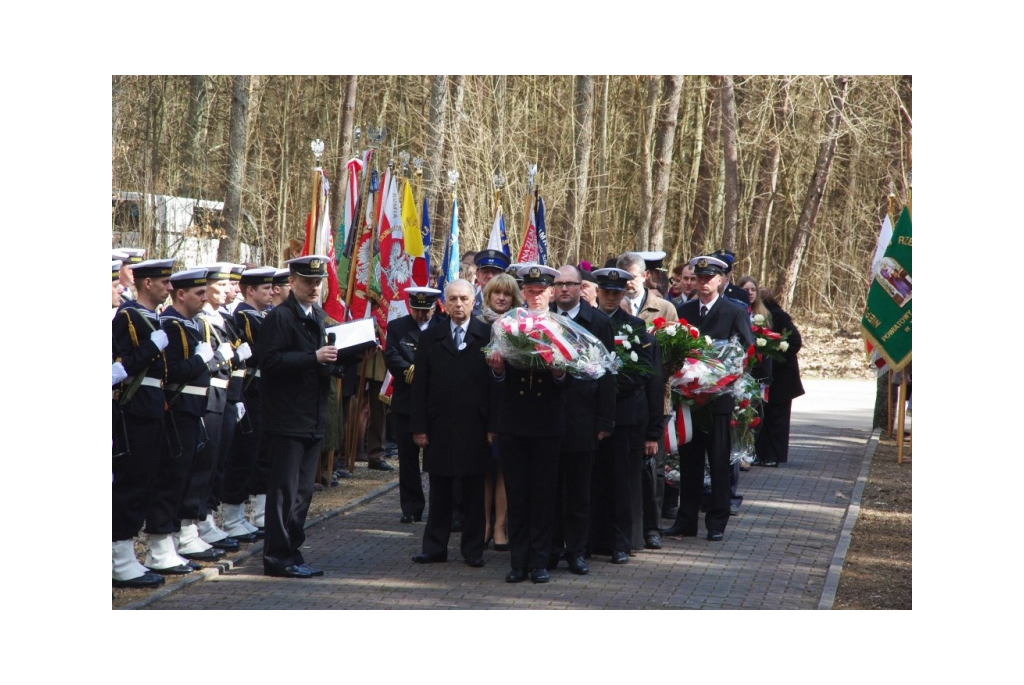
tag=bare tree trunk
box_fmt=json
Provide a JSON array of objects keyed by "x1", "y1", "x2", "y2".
[
  {"x1": 720, "y1": 75, "x2": 739, "y2": 251},
  {"x1": 424, "y1": 75, "x2": 448, "y2": 237},
  {"x1": 180, "y1": 76, "x2": 207, "y2": 198},
  {"x1": 636, "y1": 76, "x2": 660, "y2": 248},
  {"x1": 275, "y1": 78, "x2": 292, "y2": 264},
  {"x1": 112, "y1": 76, "x2": 123, "y2": 182},
  {"x1": 598, "y1": 76, "x2": 610, "y2": 241},
  {"x1": 650, "y1": 75, "x2": 683, "y2": 252},
  {"x1": 566, "y1": 75, "x2": 595, "y2": 262},
  {"x1": 777, "y1": 76, "x2": 848, "y2": 309},
  {"x1": 751, "y1": 78, "x2": 790, "y2": 281},
  {"x1": 688, "y1": 76, "x2": 721, "y2": 253},
  {"x1": 218, "y1": 76, "x2": 251, "y2": 262},
  {"x1": 330, "y1": 75, "x2": 358, "y2": 229}
]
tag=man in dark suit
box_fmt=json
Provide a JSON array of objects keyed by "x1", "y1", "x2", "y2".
[
  {"x1": 410, "y1": 279, "x2": 494, "y2": 568},
  {"x1": 547, "y1": 264, "x2": 615, "y2": 575},
  {"x1": 384, "y1": 286, "x2": 443, "y2": 524},
  {"x1": 666, "y1": 256, "x2": 754, "y2": 542},
  {"x1": 260, "y1": 255, "x2": 363, "y2": 578}
]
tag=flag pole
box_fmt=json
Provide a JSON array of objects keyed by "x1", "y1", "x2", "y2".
[{"x1": 885, "y1": 193, "x2": 895, "y2": 438}]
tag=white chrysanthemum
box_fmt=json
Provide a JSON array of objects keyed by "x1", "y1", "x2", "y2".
[
  {"x1": 629, "y1": 351, "x2": 638, "y2": 363},
  {"x1": 664, "y1": 325, "x2": 677, "y2": 336},
  {"x1": 705, "y1": 335, "x2": 713, "y2": 346},
  {"x1": 752, "y1": 314, "x2": 765, "y2": 326},
  {"x1": 622, "y1": 340, "x2": 632, "y2": 350},
  {"x1": 756, "y1": 338, "x2": 766, "y2": 347},
  {"x1": 779, "y1": 341, "x2": 789, "y2": 352}
]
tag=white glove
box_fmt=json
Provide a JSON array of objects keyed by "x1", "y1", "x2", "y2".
[
  {"x1": 236, "y1": 342, "x2": 252, "y2": 362},
  {"x1": 235, "y1": 402, "x2": 246, "y2": 423},
  {"x1": 195, "y1": 341, "x2": 215, "y2": 363},
  {"x1": 149, "y1": 330, "x2": 169, "y2": 351},
  {"x1": 217, "y1": 342, "x2": 234, "y2": 360},
  {"x1": 112, "y1": 361, "x2": 128, "y2": 386}
]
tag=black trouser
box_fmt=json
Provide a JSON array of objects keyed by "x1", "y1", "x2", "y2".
[
  {"x1": 551, "y1": 448, "x2": 596, "y2": 559},
  {"x1": 500, "y1": 434, "x2": 561, "y2": 569},
  {"x1": 674, "y1": 414, "x2": 732, "y2": 535},
  {"x1": 179, "y1": 412, "x2": 221, "y2": 521},
  {"x1": 144, "y1": 412, "x2": 199, "y2": 535},
  {"x1": 641, "y1": 446, "x2": 664, "y2": 536},
  {"x1": 591, "y1": 426, "x2": 635, "y2": 555},
  {"x1": 421, "y1": 472, "x2": 485, "y2": 560},
  {"x1": 392, "y1": 413, "x2": 425, "y2": 518},
  {"x1": 263, "y1": 434, "x2": 322, "y2": 571},
  {"x1": 222, "y1": 391, "x2": 261, "y2": 505},
  {"x1": 207, "y1": 402, "x2": 240, "y2": 510},
  {"x1": 112, "y1": 415, "x2": 162, "y2": 541},
  {"x1": 756, "y1": 398, "x2": 793, "y2": 463}
]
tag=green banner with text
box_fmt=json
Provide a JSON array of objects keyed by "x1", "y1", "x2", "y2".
[{"x1": 861, "y1": 206, "x2": 912, "y2": 370}]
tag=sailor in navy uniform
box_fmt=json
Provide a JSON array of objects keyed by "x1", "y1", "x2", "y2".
[
  {"x1": 142, "y1": 268, "x2": 216, "y2": 574},
  {"x1": 221, "y1": 266, "x2": 277, "y2": 539},
  {"x1": 115, "y1": 247, "x2": 146, "y2": 305},
  {"x1": 112, "y1": 258, "x2": 175, "y2": 588},
  {"x1": 384, "y1": 286, "x2": 444, "y2": 524}
]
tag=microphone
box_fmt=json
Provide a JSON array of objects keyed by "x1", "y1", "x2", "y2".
[{"x1": 327, "y1": 332, "x2": 336, "y2": 346}]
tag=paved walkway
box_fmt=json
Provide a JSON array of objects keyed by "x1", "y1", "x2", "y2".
[{"x1": 128, "y1": 379, "x2": 876, "y2": 610}]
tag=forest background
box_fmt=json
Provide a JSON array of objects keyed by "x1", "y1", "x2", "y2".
[{"x1": 111, "y1": 75, "x2": 911, "y2": 327}]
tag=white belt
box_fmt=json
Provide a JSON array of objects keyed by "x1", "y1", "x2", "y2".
[
  {"x1": 231, "y1": 369, "x2": 246, "y2": 378},
  {"x1": 168, "y1": 384, "x2": 209, "y2": 397},
  {"x1": 253, "y1": 369, "x2": 261, "y2": 378},
  {"x1": 126, "y1": 376, "x2": 163, "y2": 389},
  {"x1": 210, "y1": 378, "x2": 230, "y2": 389}
]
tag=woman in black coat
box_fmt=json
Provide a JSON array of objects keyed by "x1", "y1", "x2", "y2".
[{"x1": 755, "y1": 288, "x2": 805, "y2": 466}]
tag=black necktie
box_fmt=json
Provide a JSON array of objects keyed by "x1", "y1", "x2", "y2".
[
  {"x1": 700, "y1": 305, "x2": 708, "y2": 322},
  {"x1": 561, "y1": 311, "x2": 570, "y2": 318}
]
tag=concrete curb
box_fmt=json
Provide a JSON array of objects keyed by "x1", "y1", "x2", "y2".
[
  {"x1": 117, "y1": 480, "x2": 400, "y2": 610},
  {"x1": 817, "y1": 427, "x2": 880, "y2": 610}
]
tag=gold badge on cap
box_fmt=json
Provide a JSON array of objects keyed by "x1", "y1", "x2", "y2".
[
  {"x1": 609, "y1": 271, "x2": 619, "y2": 281},
  {"x1": 697, "y1": 258, "x2": 709, "y2": 269},
  {"x1": 529, "y1": 266, "x2": 541, "y2": 279},
  {"x1": 310, "y1": 258, "x2": 322, "y2": 271}
]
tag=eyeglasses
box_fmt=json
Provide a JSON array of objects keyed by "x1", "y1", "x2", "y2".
[{"x1": 553, "y1": 282, "x2": 581, "y2": 288}]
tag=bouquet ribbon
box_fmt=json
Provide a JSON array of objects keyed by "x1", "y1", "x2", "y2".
[{"x1": 500, "y1": 310, "x2": 579, "y2": 362}]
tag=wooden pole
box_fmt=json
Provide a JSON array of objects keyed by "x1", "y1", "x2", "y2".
[
  {"x1": 896, "y1": 373, "x2": 908, "y2": 464},
  {"x1": 886, "y1": 370, "x2": 894, "y2": 438}
]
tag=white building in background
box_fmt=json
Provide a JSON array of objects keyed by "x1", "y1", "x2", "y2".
[{"x1": 112, "y1": 191, "x2": 263, "y2": 266}]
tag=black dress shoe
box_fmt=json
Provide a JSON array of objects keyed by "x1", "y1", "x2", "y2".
[
  {"x1": 180, "y1": 548, "x2": 225, "y2": 561},
  {"x1": 529, "y1": 568, "x2": 550, "y2": 583},
  {"x1": 296, "y1": 564, "x2": 324, "y2": 576},
  {"x1": 465, "y1": 557, "x2": 485, "y2": 568},
  {"x1": 186, "y1": 560, "x2": 202, "y2": 570},
  {"x1": 493, "y1": 542, "x2": 509, "y2": 552},
  {"x1": 113, "y1": 571, "x2": 166, "y2": 589},
  {"x1": 151, "y1": 564, "x2": 194, "y2": 575},
  {"x1": 611, "y1": 551, "x2": 629, "y2": 564},
  {"x1": 707, "y1": 531, "x2": 724, "y2": 541},
  {"x1": 368, "y1": 461, "x2": 395, "y2": 472},
  {"x1": 663, "y1": 524, "x2": 698, "y2": 537},
  {"x1": 209, "y1": 537, "x2": 240, "y2": 551},
  {"x1": 411, "y1": 553, "x2": 447, "y2": 564},
  {"x1": 264, "y1": 564, "x2": 313, "y2": 578},
  {"x1": 229, "y1": 531, "x2": 258, "y2": 543},
  {"x1": 645, "y1": 533, "x2": 662, "y2": 549},
  {"x1": 506, "y1": 567, "x2": 526, "y2": 583},
  {"x1": 400, "y1": 514, "x2": 414, "y2": 524},
  {"x1": 333, "y1": 468, "x2": 354, "y2": 479},
  {"x1": 413, "y1": 513, "x2": 423, "y2": 523},
  {"x1": 253, "y1": 528, "x2": 266, "y2": 539},
  {"x1": 567, "y1": 556, "x2": 589, "y2": 575}
]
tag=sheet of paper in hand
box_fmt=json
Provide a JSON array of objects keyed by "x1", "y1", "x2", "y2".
[{"x1": 326, "y1": 318, "x2": 378, "y2": 354}]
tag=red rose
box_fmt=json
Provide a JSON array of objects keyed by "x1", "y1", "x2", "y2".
[
  {"x1": 690, "y1": 327, "x2": 699, "y2": 339},
  {"x1": 738, "y1": 398, "x2": 750, "y2": 409},
  {"x1": 729, "y1": 419, "x2": 738, "y2": 428},
  {"x1": 653, "y1": 317, "x2": 667, "y2": 328},
  {"x1": 750, "y1": 417, "x2": 761, "y2": 428}
]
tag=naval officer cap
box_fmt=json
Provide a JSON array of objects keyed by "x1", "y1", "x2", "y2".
[
  {"x1": 711, "y1": 249, "x2": 736, "y2": 272},
  {"x1": 474, "y1": 249, "x2": 511, "y2": 272},
  {"x1": 118, "y1": 247, "x2": 146, "y2": 264},
  {"x1": 112, "y1": 260, "x2": 123, "y2": 281},
  {"x1": 229, "y1": 264, "x2": 246, "y2": 281},
  {"x1": 406, "y1": 286, "x2": 442, "y2": 310},
  {"x1": 517, "y1": 264, "x2": 560, "y2": 286},
  {"x1": 129, "y1": 258, "x2": 175, "y2": 279},
  {"x1": 688, "y1": 255, "x2": 729, "y2": 276},
  {"x1": 204, "y1": 263, "x2": 234, "y2": 282},
  {"x1": 592, "y1": 268, "x2": 634, "y2": 292},
  {"x1": 636, "y1": 250, "x2": 667, "y2": 272},
  {"x1": 170, "y1": 267, "x2": 210, "y2": 289},
  {"x1": 240, "y1": 266, "x2": 277, "y2": 285},
  {"x1": 285, "y1": 255, "x2": 329, "y2": 278},
  {"x1": 272, "y1": 268, "x2": 291, "y2": 286}
]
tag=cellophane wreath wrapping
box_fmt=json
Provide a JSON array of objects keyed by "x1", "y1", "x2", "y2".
[
  {"x1": 729, "y1": 373, "x2": 764, "y2": 464},
  {"x1": 485, "y1": 307, "x2": 617, "y2": 380},
  {"x1": 669, "y1": 336, "x2": 748, "y2": 406},
  {"x1": 647, "y1": 316, "x2": 710, "y2": 379}
]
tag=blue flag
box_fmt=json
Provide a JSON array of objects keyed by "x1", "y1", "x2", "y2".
[
  {"x1": 421, "y1": 197, "x2": 431, "y2": 278},
  {"x1": 536, "y1": 195, "x2": 548, "y2": 266}
]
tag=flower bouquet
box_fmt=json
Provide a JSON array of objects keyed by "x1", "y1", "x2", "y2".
[
  {"x1": 610, "y1": 320, "x2": 654, "y2": 381},
  {"x1": 669, "y1": 336, "x2": 749, "y2": 406},
  {"x1": 729, "y1": 373, "x2": 764, "y2": 464},
  {"x1": 485, "y1": 307, "x2": 617, "y2": 380},
  {"x1": 750, "y1": 314, "x2": 791, "y2": 364},
  {"x1": 647, "y1": 316, "x2": 710, "y2": 378}
]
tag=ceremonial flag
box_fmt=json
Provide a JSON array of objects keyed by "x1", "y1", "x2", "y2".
[
  {"x1": 336, "y1": 156, "x2": 364, "y2": 291},
  {"x1": 437, "y1": 194, "x2": 460, "y2": 294},
  {"x1": 487, "y1": 205, "x2": 511, "y2": 257},
  {"x1": 303, "y1": 169, "x2": 347, "y2": 322},
  {"x1": 367, "y1": 168, "x2": 383, "y2": 307},
  {"x1": 348, "y1": 166, "x2": 379, "y2": 320},
  {"x1": 421, "y1": 197, "x2": 431, "y2": 282},
  {"x1": 861, "y1": 206, "x2": 912, "y2": 370},
  {"x1": 377, "y1": 169, "x2": 411, "y2": 340},
  {"x1": 535, "y1": 194, "x2": 548, "y2": 265},
  {"x1": 518, "y1": 196, "x2": 539, "y2": 264},
  {"x1": 403, "y1": 180, "x2": 428, "y2": 286},
  {"x1": 863, "y1": 213, "x2": 893, "y2": 370}
]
